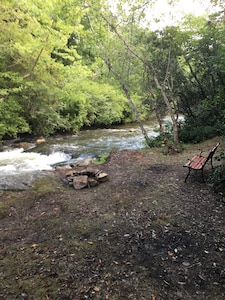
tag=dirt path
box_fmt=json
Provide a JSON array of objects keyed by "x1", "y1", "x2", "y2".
[{"x1": 0, "y1": 141, "x2": 225, "y2": 299}]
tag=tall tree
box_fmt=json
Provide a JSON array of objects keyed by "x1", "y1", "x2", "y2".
[
  {"x1": 177, "y1": 13, "x2": 225, "y2": 142},
  {"x1": 95, "y1": 1, "x2": 182, "y2": 152}
]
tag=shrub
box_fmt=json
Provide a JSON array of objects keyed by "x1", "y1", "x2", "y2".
[
  {"x1": 209, "y1": 163, "x2": 225, "y2": 197},
  {"x1": 209, "y1": 149, "x2": 225, "y2": 197},
  {"x1": 179, "y1": 113, "x2": 224, "y2": 144}
]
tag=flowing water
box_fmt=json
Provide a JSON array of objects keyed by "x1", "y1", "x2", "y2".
[{"x1": 0, "y1": 121, "x2": 161, "y2": 175}]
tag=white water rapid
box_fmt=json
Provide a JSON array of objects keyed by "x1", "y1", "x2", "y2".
[{"x1": 0, "y1": 148, "x2": 71, "y2": 174}]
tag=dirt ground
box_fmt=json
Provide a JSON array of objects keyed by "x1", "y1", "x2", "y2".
[{"x1": 0, "y1": 138, "x2": 225, "y2": 300}]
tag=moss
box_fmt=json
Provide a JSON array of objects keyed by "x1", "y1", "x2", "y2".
[{"x1": 93, "y1": 153, "x2": 110, "y2": 164}]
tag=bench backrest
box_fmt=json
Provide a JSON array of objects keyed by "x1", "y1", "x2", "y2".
[{"x1": 205, "y1": 143, "x2": 220, "y2": 163}]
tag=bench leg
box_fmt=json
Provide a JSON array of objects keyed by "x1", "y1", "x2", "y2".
[
  {"x1": 184, "y1": 168, "x2": 191, "y2": 182},
  {"x1": 201, "y1": 169, "x2": 205, "y2": 183},
  {"x1": 185, "y1": 168, "x2": 206, "y2": 183},
  {"x1": 210, "y1": 157, "x2": 214, "y2": 169}
]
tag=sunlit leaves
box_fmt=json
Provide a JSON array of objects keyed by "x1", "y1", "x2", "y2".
[
  {"x1": 0, "y1": 98, "x2": 30, "y2": 140},
  {"x1": 0, "y1": 0, "x2": 223, "y2": 143}
]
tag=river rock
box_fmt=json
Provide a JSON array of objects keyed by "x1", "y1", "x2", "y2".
[
  {"x1": 36, "y1": 138, "x2": 46, "y2": 145},
  {"x1": 55, "y1": 165, "x2": 72, "y2": 171},
  {"x1": 0, "y1": 171, "x2": 48, "y2": 190},
  {"x1": 73, "y1": 175, "x2": 88, "y2": 189},
  {"x1": 88, "y1": 177, "x2": 99, "y2": 187},
  {"x1": 71, "y1": 157, "x2": 93, "y2": 167},
  {"x1": 129, "y1": 128, "x2": 137, "y2": 132},
  {"x1": 95, "y1": 172, "x2": 108, "y2": 182},
  {"x1": 14, "y1": 142, "x2": 35, "y2": 150}
]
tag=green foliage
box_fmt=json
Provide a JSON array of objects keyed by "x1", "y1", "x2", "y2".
[
  {"x1": 147, "y1": 134, "x2": 166, "y2": 148},
  {"x1": 179, "y1": 112, "x2": 224, "y2": 144},
  {"x1": 178, "y1": 14, "x2": 225, "y2": 143},
  {"x1": 209, "y1": 163, "x2": 225, "y2": 197},
  {"x1": 59, "y1": 65, "x2": 131, "y2": 131},
  {"x1": 84, "y1": 83, "x2": 129, "y2": 126},
  {"x1": 0, "y1": 0, "x2": 225, "y2": 146},
  {"x1": 0, "y1": 97, "x2": 30, "y2": 140},
  {"x1": 93, "y1": 153, "x2": 110, "y2": 164},
  {"x1": 179, "y1": 124, "x2": 224, "y2": 144},
  {"x1": 0, "y1": 0, "x2": 134, "y2": 141},
  {"x1": 203, "y1": 146, "x2": 225, "y2": 197},
  {"x1": 146, "y1": 121, "x2": 173, "y2": 148}
]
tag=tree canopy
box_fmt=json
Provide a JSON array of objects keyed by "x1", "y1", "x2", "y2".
[{"x1": 0, "y1": 0, "x2": 224, "y2": 146}]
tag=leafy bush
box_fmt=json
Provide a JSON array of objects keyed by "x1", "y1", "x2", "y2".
[
  {"x1": 147, "y1": 134, "x2": 166, "y2": 148},
  {"x1": 0, "y1": 97, "x2": 30, "y2": 141},
  {"x1": 209, "y1": 163, "x2": 225, "y2": 197},
  {"x1": 179, "y1": 121, "x2": 224, "y2": 143},
  {"x1": 209, "y1": 149, "x2": 225, "y2": 197},
  {"x1": 147, "y1": 121, "x2": 173, "y2": 148}
]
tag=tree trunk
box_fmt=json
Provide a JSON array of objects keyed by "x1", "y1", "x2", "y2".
[
  {"x1": 23, "y1": 35, "x2": 49, "y2": 79},
  {"x1": 153, "y1": 74, "x2": 180, "y2": 151},
  {"x1": 103, "y1": 56, "x2": 152, "y2": 148},
  {"x1": 150, "y1": 89, "x2": 172, "y2": 150},
  {"x1": 100, "y1": 13, "x2": 181, "y2": 152},
  {"x1": 186, "y1": 59, "x2": 208, "y2": 99},
  {"x1": 122, "y1": 84, "x2": 152, "y2": 147}
]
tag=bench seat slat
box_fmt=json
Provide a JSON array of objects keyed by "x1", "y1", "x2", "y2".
[{"x1": 184, "y1": 155, "x2": 207, "y2": 170}]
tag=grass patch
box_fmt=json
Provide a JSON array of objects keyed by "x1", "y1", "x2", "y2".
[
  {"x1": 93, "y1": 153, "x2": 110, "y2": 164},
  {"x1": 0, "y1": 202, "x2": 8, "y2": 219},
  {"x1": 32, "y1": 176, "x2": 60, "y2": 194}
]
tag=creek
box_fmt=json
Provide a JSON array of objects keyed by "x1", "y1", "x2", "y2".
[{"x1": 0, "y1": 121, "x2": 161, "y2": 176}]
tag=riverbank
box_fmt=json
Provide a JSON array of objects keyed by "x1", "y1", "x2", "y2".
[{"x1": 0, "y1": 137, "x2": 225, "y2": 299}]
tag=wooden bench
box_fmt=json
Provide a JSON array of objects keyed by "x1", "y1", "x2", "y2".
[{"x1": 183, "y1": 143, "x2": 220, "y2": 182}]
